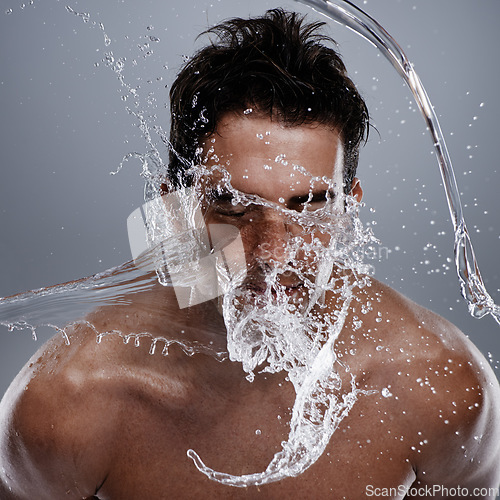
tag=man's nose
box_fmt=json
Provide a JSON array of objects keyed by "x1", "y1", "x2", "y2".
[{"x1": 245, "y1": 208, "x2": 290, "y2": 267}]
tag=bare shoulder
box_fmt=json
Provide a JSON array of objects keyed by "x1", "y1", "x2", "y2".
[
  {"x1": 360, "y1": 279, "x2": 500, "y2": 489},
  {"x1": 0, "y1": 325, "x2": 121, "y2": 499}
]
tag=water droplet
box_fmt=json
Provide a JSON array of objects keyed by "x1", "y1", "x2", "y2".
[{"x1": 381, "y1": 387, "x2": 392, "y2": 398}]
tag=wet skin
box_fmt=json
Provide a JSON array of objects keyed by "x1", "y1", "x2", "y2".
[{"x1": 1, "y1": 115, "x2": 500, "y2": 499}]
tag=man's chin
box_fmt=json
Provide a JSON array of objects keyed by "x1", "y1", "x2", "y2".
[{"x1": 220, "y1": 283, "x2": 311, "y2": 315}]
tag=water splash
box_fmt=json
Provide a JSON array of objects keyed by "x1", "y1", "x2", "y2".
[
  {"x1": 0, "y1": 251, "x2": 228, "y2": 361},
  {"x1": 183, "y1": 184, "x2": 380, "y2": 485},
  {"x1": 294, "y1": 0, "x2": 500, "y2": 325},
  {"x1": 188, "y1": 287, "x2": 375, "y2": 486}
]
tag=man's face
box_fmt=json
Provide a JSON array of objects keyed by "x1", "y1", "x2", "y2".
[{"x1": 198, "y1": 113, "x2": 360, "y2": 308}]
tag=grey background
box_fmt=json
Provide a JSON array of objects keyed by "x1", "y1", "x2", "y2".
[{"x1": 1, "y1": 0, "x2": 499, "y2": 397}]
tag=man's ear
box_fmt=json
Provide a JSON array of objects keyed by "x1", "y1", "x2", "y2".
[{"x1": 350, "y1": 177, "x2": 363, "y2": 203}]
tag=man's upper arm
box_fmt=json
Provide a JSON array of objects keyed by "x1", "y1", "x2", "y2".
[
  {"x1": 0, "y1": 371, "x2": 54, "y2": 498},
  {"x1": 410, "y1": 337, "x2": 500, "y2": 495},
  {"x1": 0, "y1": 358, "x2": 112, "y2": 499}
]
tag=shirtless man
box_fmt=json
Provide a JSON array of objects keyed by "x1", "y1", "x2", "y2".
[{"x1": 1, "y1": 9, "x2": 499, "y2": 499}]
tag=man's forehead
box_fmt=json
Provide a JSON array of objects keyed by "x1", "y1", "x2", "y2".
[
  {"x1": 199, "y1": 114, "x2": 345, "y2": 199},
  {"x1": 200, "y1": 164, "x2": 339, "y2": 196}
]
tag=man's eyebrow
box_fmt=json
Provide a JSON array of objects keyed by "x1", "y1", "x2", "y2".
[
  {"x1": 206, "y1": 188, "x2": 335, "y2": 207},
  {"x1": 289, "y1": 189, "x2": 335, "y2": 205},
  {"x1": 207, "y1": 189, "x2": 256, "y2": 204}
]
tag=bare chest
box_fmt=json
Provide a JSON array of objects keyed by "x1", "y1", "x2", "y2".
[{"x1": 97, "y1": 377, "x2": 416, "y2": 500}]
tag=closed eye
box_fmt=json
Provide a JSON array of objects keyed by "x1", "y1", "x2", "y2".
[
  {"x1": 215, "y1": 204, "x2": 247, "y2": 217},
  {"x1": 289, "y1": 190, "x2": 335, "y2": 212},
  {"x1": 208, "y1": 189, "x2": 251, "y2": 217}
]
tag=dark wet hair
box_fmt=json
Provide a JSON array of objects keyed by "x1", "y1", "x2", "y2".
[{"x1": 168, "y1": 8, "x2": 369, "y2": 193}]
